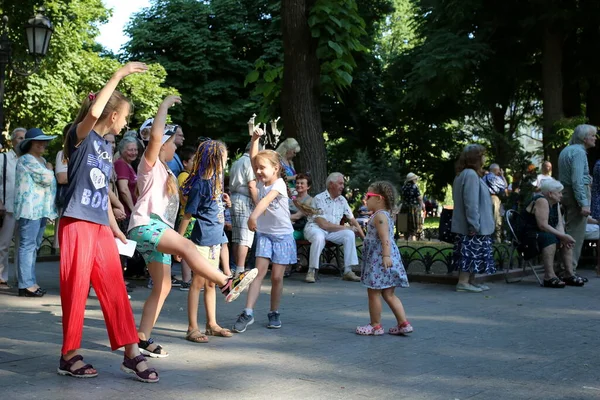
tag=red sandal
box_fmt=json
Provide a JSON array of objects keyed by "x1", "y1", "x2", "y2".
[
  {"x1": 57, "y1": 355, "x2": 98, "y2": 378},
  {"x1": 121, "y1": 354, "x2": 159, "y2": 383}
]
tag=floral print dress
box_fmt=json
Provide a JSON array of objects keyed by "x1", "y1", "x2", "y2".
[{"x1": 361, "y1": 210, "x2": 409, "y2": 289}]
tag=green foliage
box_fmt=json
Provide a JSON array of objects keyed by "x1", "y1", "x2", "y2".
[
  {"x1": 1, "y1": 0, "x2": 172, "y2": 146},
  {"x1": 124, "y1": 0, "x2": 280, "y2": 147},
  {"x1": 308, "y1": 0, "x2": 366, "y2": 97}
]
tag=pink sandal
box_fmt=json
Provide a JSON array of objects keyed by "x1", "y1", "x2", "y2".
[
  {"x1": 356, "y1": 323, "x2": 384, "y2": 336},
  {"x1": 388, "y1": 321, "x2": 413, "y2": 335}
]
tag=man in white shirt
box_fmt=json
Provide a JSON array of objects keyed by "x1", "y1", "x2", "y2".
[
  {"x1": 229, "y1": 141, "x2": 262, "y2": 276},
  {"x1": 304, "y1": 172, "x2": 365, "y2": 283},
  {"x1": 0, "y1": 128, "x2": 26, "y2": 289},
  {"x1": 534, "y1": 161, "x2": 552, "y2": 191}
]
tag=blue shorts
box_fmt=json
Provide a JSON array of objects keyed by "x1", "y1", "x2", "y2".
[
  {"x1": 255, "y1": 232, "x2": 297, "y2": 265},
  {"x1": 128, "y1": 215, "x2": 172, "y2": 266}
]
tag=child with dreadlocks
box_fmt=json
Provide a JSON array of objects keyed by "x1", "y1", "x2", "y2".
[
  {"x1": 178, "y1": 139, "x2": 236, "y2": 342},
  {"x1": 129, "y1": 96, "x2": 258, "y2": 357}
]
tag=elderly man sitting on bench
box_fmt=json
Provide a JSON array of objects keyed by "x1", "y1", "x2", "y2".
[{"x1": 304, "y1": 172, "x2": 366, "y2": 283}]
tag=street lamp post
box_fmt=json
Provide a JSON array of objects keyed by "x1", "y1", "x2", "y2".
[{"x1": 0, "y1": 8, "x2": 53, "y2": 136}]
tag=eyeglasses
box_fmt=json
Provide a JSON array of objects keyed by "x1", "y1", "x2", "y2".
[{"x1": 365, "y1": 192, "x2": 383, "y2": 200}]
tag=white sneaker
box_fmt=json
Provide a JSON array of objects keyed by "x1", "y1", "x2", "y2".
[
  {"x1": 342, "y1": 271, "x2": 361, "y2": 282},
  {"x1": 305, "y1": 269, "x2": 316, "y2": 283}
]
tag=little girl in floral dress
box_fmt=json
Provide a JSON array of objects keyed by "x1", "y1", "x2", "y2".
[{"x1": 356, "y1": 181, "x2": 412, "y2": 336}]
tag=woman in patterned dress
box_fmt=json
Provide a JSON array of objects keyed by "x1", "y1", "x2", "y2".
[
  {"x1": 400, "y1": 173, "x2": 425, "y2": 240},
  {"x1": 356, "y1": 181, "x2": 412, "y2": 336},
  {"x1": 451, "y1": 144, "x2": 495, "y2": 293}
]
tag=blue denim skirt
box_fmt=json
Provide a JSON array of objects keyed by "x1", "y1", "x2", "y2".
[{"x1": 255, "y1": 232, "x2": 297, "y2": 265}]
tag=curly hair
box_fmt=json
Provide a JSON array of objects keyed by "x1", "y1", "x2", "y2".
[{"x1": 368, "y1": 181, "x2": 398, "y2": 212}]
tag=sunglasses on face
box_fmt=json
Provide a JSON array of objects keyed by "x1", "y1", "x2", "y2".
[{"x1": 365, "y1": 192, "x2": 383, "y2": 200}]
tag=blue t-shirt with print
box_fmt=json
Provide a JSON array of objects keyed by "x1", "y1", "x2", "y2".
[
  {"x1": 185, "y1": 178, "x2": 228, "y2": 247},
  {"x1": 62, "y1": 126, "x2": 112, "y2": 226}
]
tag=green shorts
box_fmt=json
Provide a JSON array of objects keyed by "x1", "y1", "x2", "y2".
[{"x1": 128, "y1": 215, "x2": 172, "y2": 266}]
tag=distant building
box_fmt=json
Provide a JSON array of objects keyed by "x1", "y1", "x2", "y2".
[{"x1": 518, "y1": 126, "x2": 543, "y2": 167}]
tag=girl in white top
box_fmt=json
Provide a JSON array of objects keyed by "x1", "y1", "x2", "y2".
[
  {"x1": 128, "y1": 95, "x2": 258, "y2": 358},
  {"x1": 232, "y1": 128, "x2": 296, "y2": 332}
]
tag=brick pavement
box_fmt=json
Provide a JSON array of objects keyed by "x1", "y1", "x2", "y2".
[{"x1": 1, "y1": 262, "x2": 600, "y2": 400}]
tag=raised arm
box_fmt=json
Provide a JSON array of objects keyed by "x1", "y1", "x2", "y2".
[
  {"x1": 249, "y1": 127, "x2": 264, "y2": 175},
  {"x1": 76, "y1": 62, "x2": 148, "y2": 141},
  {"x1": 144, "y1": 95, "x2": 181, "y2": 167}
]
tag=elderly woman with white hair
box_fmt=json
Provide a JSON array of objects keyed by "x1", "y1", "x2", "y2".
[
  {"x1": 275, "y1": 138, "x2": 300, "y2": 188},
  {"x1": 521, "y1": 178, "x2": 582, "y2": 288}
]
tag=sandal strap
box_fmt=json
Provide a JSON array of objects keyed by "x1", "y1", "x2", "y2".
[{"x1": 60, "y1": 354, "x2": 83, "y2": 369}]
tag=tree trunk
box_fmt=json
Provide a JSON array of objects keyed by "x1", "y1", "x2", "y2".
[
  {"x1": 541, "y1": 26, "x2": 564, "y2": 172},
  {"x1": 280, "y1": 0, "x2": 327, "y2": 194},
  {"x1": 562, "y1": 33, "x2": 581, "y2": 118}
]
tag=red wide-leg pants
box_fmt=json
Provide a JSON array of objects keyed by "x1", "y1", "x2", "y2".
[{"x1": 59, "y1": 217, "x2": 138, "y2": 354}]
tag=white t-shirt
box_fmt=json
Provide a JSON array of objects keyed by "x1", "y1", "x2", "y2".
[
  {"x1": 55, "y1": 151, "x2": 68, "y2": 175},
  {"x1": 229, "y1": 154, "x2": 256, "y2": 197},
  {"x1": 256, "y1": 178, "x2": 293, "y2": 235},
  {"x1": 534, "y1": 174, "x2": 552, "y2": 188}
]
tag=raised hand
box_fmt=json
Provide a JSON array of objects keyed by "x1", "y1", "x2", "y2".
[
  {"x1": 162, "y1": 95, "x2": 181, "y2": 108},
  {"x1": 116, "y1": 62, "x2": 148, "y2": 78},
  {"x1": 252, "y1": 127, "x2": 265, "y2": 140}
]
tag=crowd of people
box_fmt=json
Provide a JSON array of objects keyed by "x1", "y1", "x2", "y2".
[
  {"x1": 5, "y1": 61, "x2": 594, "y2": 384},
  {"x1": 450, "y1": 124, "x2": 598, "y2": 292},
  {"x1": 0, "y1": 62, "x2": 412, "y2": 383}
]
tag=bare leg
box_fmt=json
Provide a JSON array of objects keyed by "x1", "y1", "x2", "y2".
[
  {"x1": 559, "y1": 245, "x2": 575, "y2": 277},
  {"x1": 138, "y1": 262, "x2": 172, "y2": 340},
  {"x1": 457, "y1": 270, "x2": 470, "y2": 284},
  {"x1": 382, "y1": 287, "x2": 408, "y2": 325},
  {"x1": 234, "y1": 244, "x2": 250, "y2": 271},
  {"x1": 204, "y1": 278, "x2": 217, "y2": 326},
  {"x1": 156, "y1": 229, "x2": 228, "y2": 287},
  {"x1": 542, "y1": 244, "x2": 558, "y2": 280},
  {"x1": 187, "y1": 274, "x2": 205, "y2": 332},
  {"x1": 270, "y1": 264, "x2": 285, "y2": 311},
  {"x1": 244, "y1": 257, "x2": 269, "y2": 310},
  {"x1": 220, "y1": 243, "x2": 232, "y2": 276},
  {"x1": 367, "y1": 288, "x2": 382, "y2": 326},
  {"x1": 181, "y1": 260, "x2": 192, "y2": 283}
]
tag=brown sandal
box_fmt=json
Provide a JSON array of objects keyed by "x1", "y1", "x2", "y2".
[
  {"x1": 57, "y1": 355, "x2": 98, "y2": 378},
  {"x1": 185, "y1": 329, "x2": 209, "y2": 343},
  {"x1": 205, "y1": 325, "x2": 233, "y2": 337}
]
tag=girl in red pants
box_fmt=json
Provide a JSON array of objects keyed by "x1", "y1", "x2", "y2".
[{"x1": 57, "y1": 62, "x2": 158, "y2": 383}]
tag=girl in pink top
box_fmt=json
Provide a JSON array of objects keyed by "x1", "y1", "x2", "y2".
[{"x1": 127, "y1": 95, "x2": 258, "y2": 358}]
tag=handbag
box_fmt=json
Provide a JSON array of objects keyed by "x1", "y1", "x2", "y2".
[
  {"x1": 292, "y1": 216, "x2": 307, "y2": 231},
  {"x1": 518, "y1": 231, "x2": 540, "y2": 260},
  {"x1": 438, "y1": 208, "x2": 455, "y2": 244}
]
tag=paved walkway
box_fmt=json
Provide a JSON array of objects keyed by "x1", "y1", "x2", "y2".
[{"x1": 1, "y1": 262, "x2": 600, "y2": 400}]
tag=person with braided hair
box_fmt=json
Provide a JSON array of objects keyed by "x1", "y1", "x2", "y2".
[
  {"x1": 178, "y1": 139, "x2": 237, "y2": 343},
  {"x1": 129, "y1": 95, "x2": 258, "y2": 358}
]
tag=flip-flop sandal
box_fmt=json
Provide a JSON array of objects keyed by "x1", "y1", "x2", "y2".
[
  {"x1": 139, "y1": 338, "x2": 169, "y2": 358},
  {"x1": 542, "y1": 277, "x2": 565, "y2": 288},
  {"x1": 57, "y1": 355, "x2": 98, "y2": 378},
  {"x1": 205, "y1": 326, "x2": 233, "y2": 337},
  {"x1": 185, "y1": 329, "x2": 209, "y2": 343},
  {"x1": 121, "y1": 354, "x2": 159, "y2": 383},
  {"x1": 563, "y1": 275, "x2": 585, "y2": 287}
]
